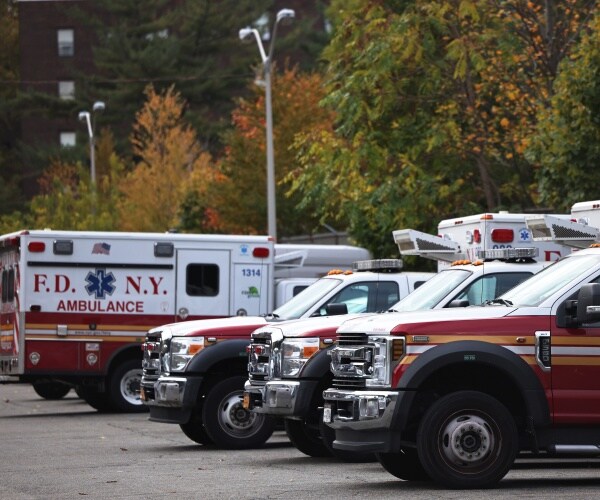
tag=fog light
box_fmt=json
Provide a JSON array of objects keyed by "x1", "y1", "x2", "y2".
[{"x1": 359, "y1": 397, "x2": 380, "y2": 419}]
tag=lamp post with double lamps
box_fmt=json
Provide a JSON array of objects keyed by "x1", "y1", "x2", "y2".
[{"x1": 239, "y1": 8, "x2": 295, "y2": 241}]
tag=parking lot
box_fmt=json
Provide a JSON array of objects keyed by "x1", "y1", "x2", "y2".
[{"x1": 2, "y1": 383, "x2": 600, "y2": 499}]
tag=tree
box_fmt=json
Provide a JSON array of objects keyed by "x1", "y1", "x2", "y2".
[
  {"x1": 26, "y1": 130, "x2": 125, "y2": 230},
  {"x1": 117, "y1": 84, "x2": 218, "y2": 232},
  {"x1": 289, "y1": 0, "x2": 596, "y2": 257},
  {"x1": 81, "y1": 0, "x2": 329, "y2": 157},
  {"x1": 0, "y1": 0, "x2": 22, "y2": 214},
  {"x1": 527, "y1": 12, "x2": 600, "y2": 210},
  {"x1": 208, "y1": 67, "x2": 334, "y2": 237}
]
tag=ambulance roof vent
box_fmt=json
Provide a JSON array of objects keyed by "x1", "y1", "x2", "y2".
[
  {"x1": 393, "y1": 229, "x2": 460, "y2": 262},
  {"x1": 526, "y1": 215, "x2": 599, "y2": 249}
]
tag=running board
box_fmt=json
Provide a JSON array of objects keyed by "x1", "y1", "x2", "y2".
[{"x1": 549, "y1": 444, "x2": 600, "y2": 455}]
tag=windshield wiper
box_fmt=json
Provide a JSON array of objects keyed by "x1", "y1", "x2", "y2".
[{"x1": 484, "y1": 298, "x2": 513, "y2": 306}]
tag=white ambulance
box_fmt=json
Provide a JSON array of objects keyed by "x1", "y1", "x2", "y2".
[
  {"x1": 0, "y1": 229, "x2": 367, "y2": 410},
  {"x1": 395, "y1": 211, "x2": 570, "y2": 269}
]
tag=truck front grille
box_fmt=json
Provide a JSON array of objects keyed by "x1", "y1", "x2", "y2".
[
  {"x1": 330, "y1": 331, "x2": 371, "y2": 389},
  {"x1": 142, "y1": 330, "x2": 165, "y2": 381},
  {"x1": 248, "y1": 332, "x2": 281, "y2": 383}
]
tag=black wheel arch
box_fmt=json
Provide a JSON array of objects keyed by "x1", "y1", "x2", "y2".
[
  {"x1": 185, "y1": 338, "x2": 249, "y2": 375},
  {"x1": 300, "y1": 346, "x2": 333, "y2": 379},
  {"x1": 392, "y1": 340, "x2": 550, "y2": 435}
]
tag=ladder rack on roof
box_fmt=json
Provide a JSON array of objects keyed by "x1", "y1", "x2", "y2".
[
  {"x1": 393, "y1": 229, "x2": 461, "y2": 263},
  {"x1": 526, "y1": 214, "x2": 599, "y2": 249}
]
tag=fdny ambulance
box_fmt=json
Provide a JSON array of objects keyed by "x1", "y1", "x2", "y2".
[
  {"x1": 397, "y1": 211, "x2": 568, "y2": 269},
  {"x1": 0, "y1": 229, "x2": 367, "y2": 412}
]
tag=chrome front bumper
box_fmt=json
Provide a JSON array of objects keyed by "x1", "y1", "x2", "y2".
[
  {"x1": 321, "y1": 388, "x2": 403, "y2": 454},
  {"x1": 244, "y1": 379, "x2": 317, "y2": 417},
  {"x1": 141, "y1": 375, "x2": 204, "y2": 424}
]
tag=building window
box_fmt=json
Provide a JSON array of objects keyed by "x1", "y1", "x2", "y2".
[
  {"x1": 58, "y1": 81, "x2": 75, "y2": 100},
  {"x1": 57, "y1": 29, "x2": 74, "y2": 57},
  {"x1": 60, "y1": 132, "x2": 76, "y2": 147}
]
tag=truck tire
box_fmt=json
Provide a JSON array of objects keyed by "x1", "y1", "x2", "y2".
[
  {"x1": 77, "y1": 386, "x2": 114, "y2": 413},
  {"x1": 376, "y1": 448, "x2": 430, "y2": 481},
  {"x1": 284, "y1": 418, "x2": 331, "y2": 458},
  {"x1": 32, "y1": 381, "x2": 71, "y2": 400},
  {"x1": 417, "y1": 390, "x2": 518, "y2": 489},
  {"x1": 108, "y1": 359, "x2": 147, "y2": 413},
  {"x1": 318, "y1": 419, "x2": 377, "y2": 463},
  {"x1": 180, "y1": 407, "x2": 214, "y2": 446},
  {"x1": 202, "y1": 376, "x2": 275, "y2": 449}
]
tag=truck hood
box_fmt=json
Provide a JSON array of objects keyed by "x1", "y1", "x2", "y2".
[
  {"x1": 155, "y1": 315, "x2": 269, "y2": 338},
  {"x1": 338, "y1": 306, "x2": 518, "y2": 335},
  {"x1": 261, "y1": 313, "x2": 373, "y2": 338}
]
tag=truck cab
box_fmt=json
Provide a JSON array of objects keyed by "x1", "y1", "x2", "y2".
[
  {"x1": 140, "y1": 259, "x2": 433, "y2": 449},
  {"x1": 243, "y1": 247, "x2": 554, "y2": 461},
  {"x1": 322, "y1": 245, "x2": 600, "y2": 488}
]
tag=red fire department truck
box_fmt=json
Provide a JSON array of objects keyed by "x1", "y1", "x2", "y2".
[
  {"x1": 322, "y1": 210, "x2": 600, "y2": 487},
  {"x1": 244, "y1": 212, "x2": 572, "y2": 460}
]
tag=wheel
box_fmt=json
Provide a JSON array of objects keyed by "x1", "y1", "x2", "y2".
[
  {"x1": 77, "y1": 386, "x2": 114, "y2": 412},
  {"x1": 32, "y1": 381, "x2": 71, "y2": 400},
  {"x1": 180, "y1": 406, "x2": 214, "y2": 445},
  {"x1": 202, "y1": 376, "x2": 275, "y2": 449},
  {"x1": 108, "y1": 359, "x2": 147, "y2": 413},
  {"x1": 284, "y1": 417, "x2": 331, "y2": 457},
  {"x1": 377, "y1": 448, "x2": 429, "y2": 481},
  {"x1": 417, "y1": 390, "x2": 518, "y2": 489},
  {"x1": 318, "y1": 418, "x2": 377, "y2": 463}
]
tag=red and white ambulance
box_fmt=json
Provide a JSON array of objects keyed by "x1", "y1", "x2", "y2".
[{"x1": 0, "y1": 229, "x2": 367, "y2": 411}]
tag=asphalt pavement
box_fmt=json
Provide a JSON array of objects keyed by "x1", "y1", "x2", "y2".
[{"x1": 2, "y1": 383, "x2": 600, "y2": 499}]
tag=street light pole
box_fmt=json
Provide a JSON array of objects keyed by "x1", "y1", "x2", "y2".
[
  {"x1": 239, "y1": 8, "x2": 295, "y2": 240},
  {"x1": 78, "y1": 101, "x2": 105, "y2": 219}
]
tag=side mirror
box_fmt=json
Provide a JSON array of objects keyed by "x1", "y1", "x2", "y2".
[
  {"x1": 448, "y1": 299, "x2": 470, "y2": 308},
  {"x1": 325, "y1": 303, "x2": 348, "y2": 316},
  {"x1": 577, "y1": 283, "x2": 600, "y2": 324}
]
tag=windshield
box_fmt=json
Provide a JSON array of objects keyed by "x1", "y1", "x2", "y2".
[
  {"x1": 391, "y1": 269, "x2": 472, "y2": 312},
  {"x1": 272, "y1": 277, "x2": 341, "y2": 320},
  {"x1": 501, "y1": 253, "x2": 600, "y2": 307}
]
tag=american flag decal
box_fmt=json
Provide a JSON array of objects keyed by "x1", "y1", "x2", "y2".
[{"x1": 92, "y1": 242, "x2": 111, "y2": 255}]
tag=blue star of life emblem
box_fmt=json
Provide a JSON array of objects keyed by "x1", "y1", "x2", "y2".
[
  {"x1": 519, "y1": 228, "x2": 531, "y2": 242},
  {"x1": 85, "y1": 269, "x2": 116, "y2": 299}
]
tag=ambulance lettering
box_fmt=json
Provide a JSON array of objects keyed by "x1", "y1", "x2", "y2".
[
  {"x1": 33, "y1": 274, "x2": 72, "y2": 293},
  {"x1": 125, "y1": 276, "x2": 167, "y2": 295}
]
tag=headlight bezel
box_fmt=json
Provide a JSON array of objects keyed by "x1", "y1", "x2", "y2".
[
  {"x1": 280, "y1": 337, "x2": 320, "y2": 378},
  {"x1": 165, "y1": 336, "x2": 205, "y2": 373}
]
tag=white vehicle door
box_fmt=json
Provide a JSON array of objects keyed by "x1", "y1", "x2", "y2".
[{"x1": 175, "y1": 250, "x2": 231, "y2": 320}]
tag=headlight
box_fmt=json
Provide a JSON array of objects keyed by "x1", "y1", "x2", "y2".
[
  {"x1": 281, "y1": 338, "x2": 319, "y2": 377},
  {"x1": 167, "y1": 337, "x2": 205, "y2": 373},
  {"x1": 365, "y1": 336, "x2": 405, "y2": 388}
]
